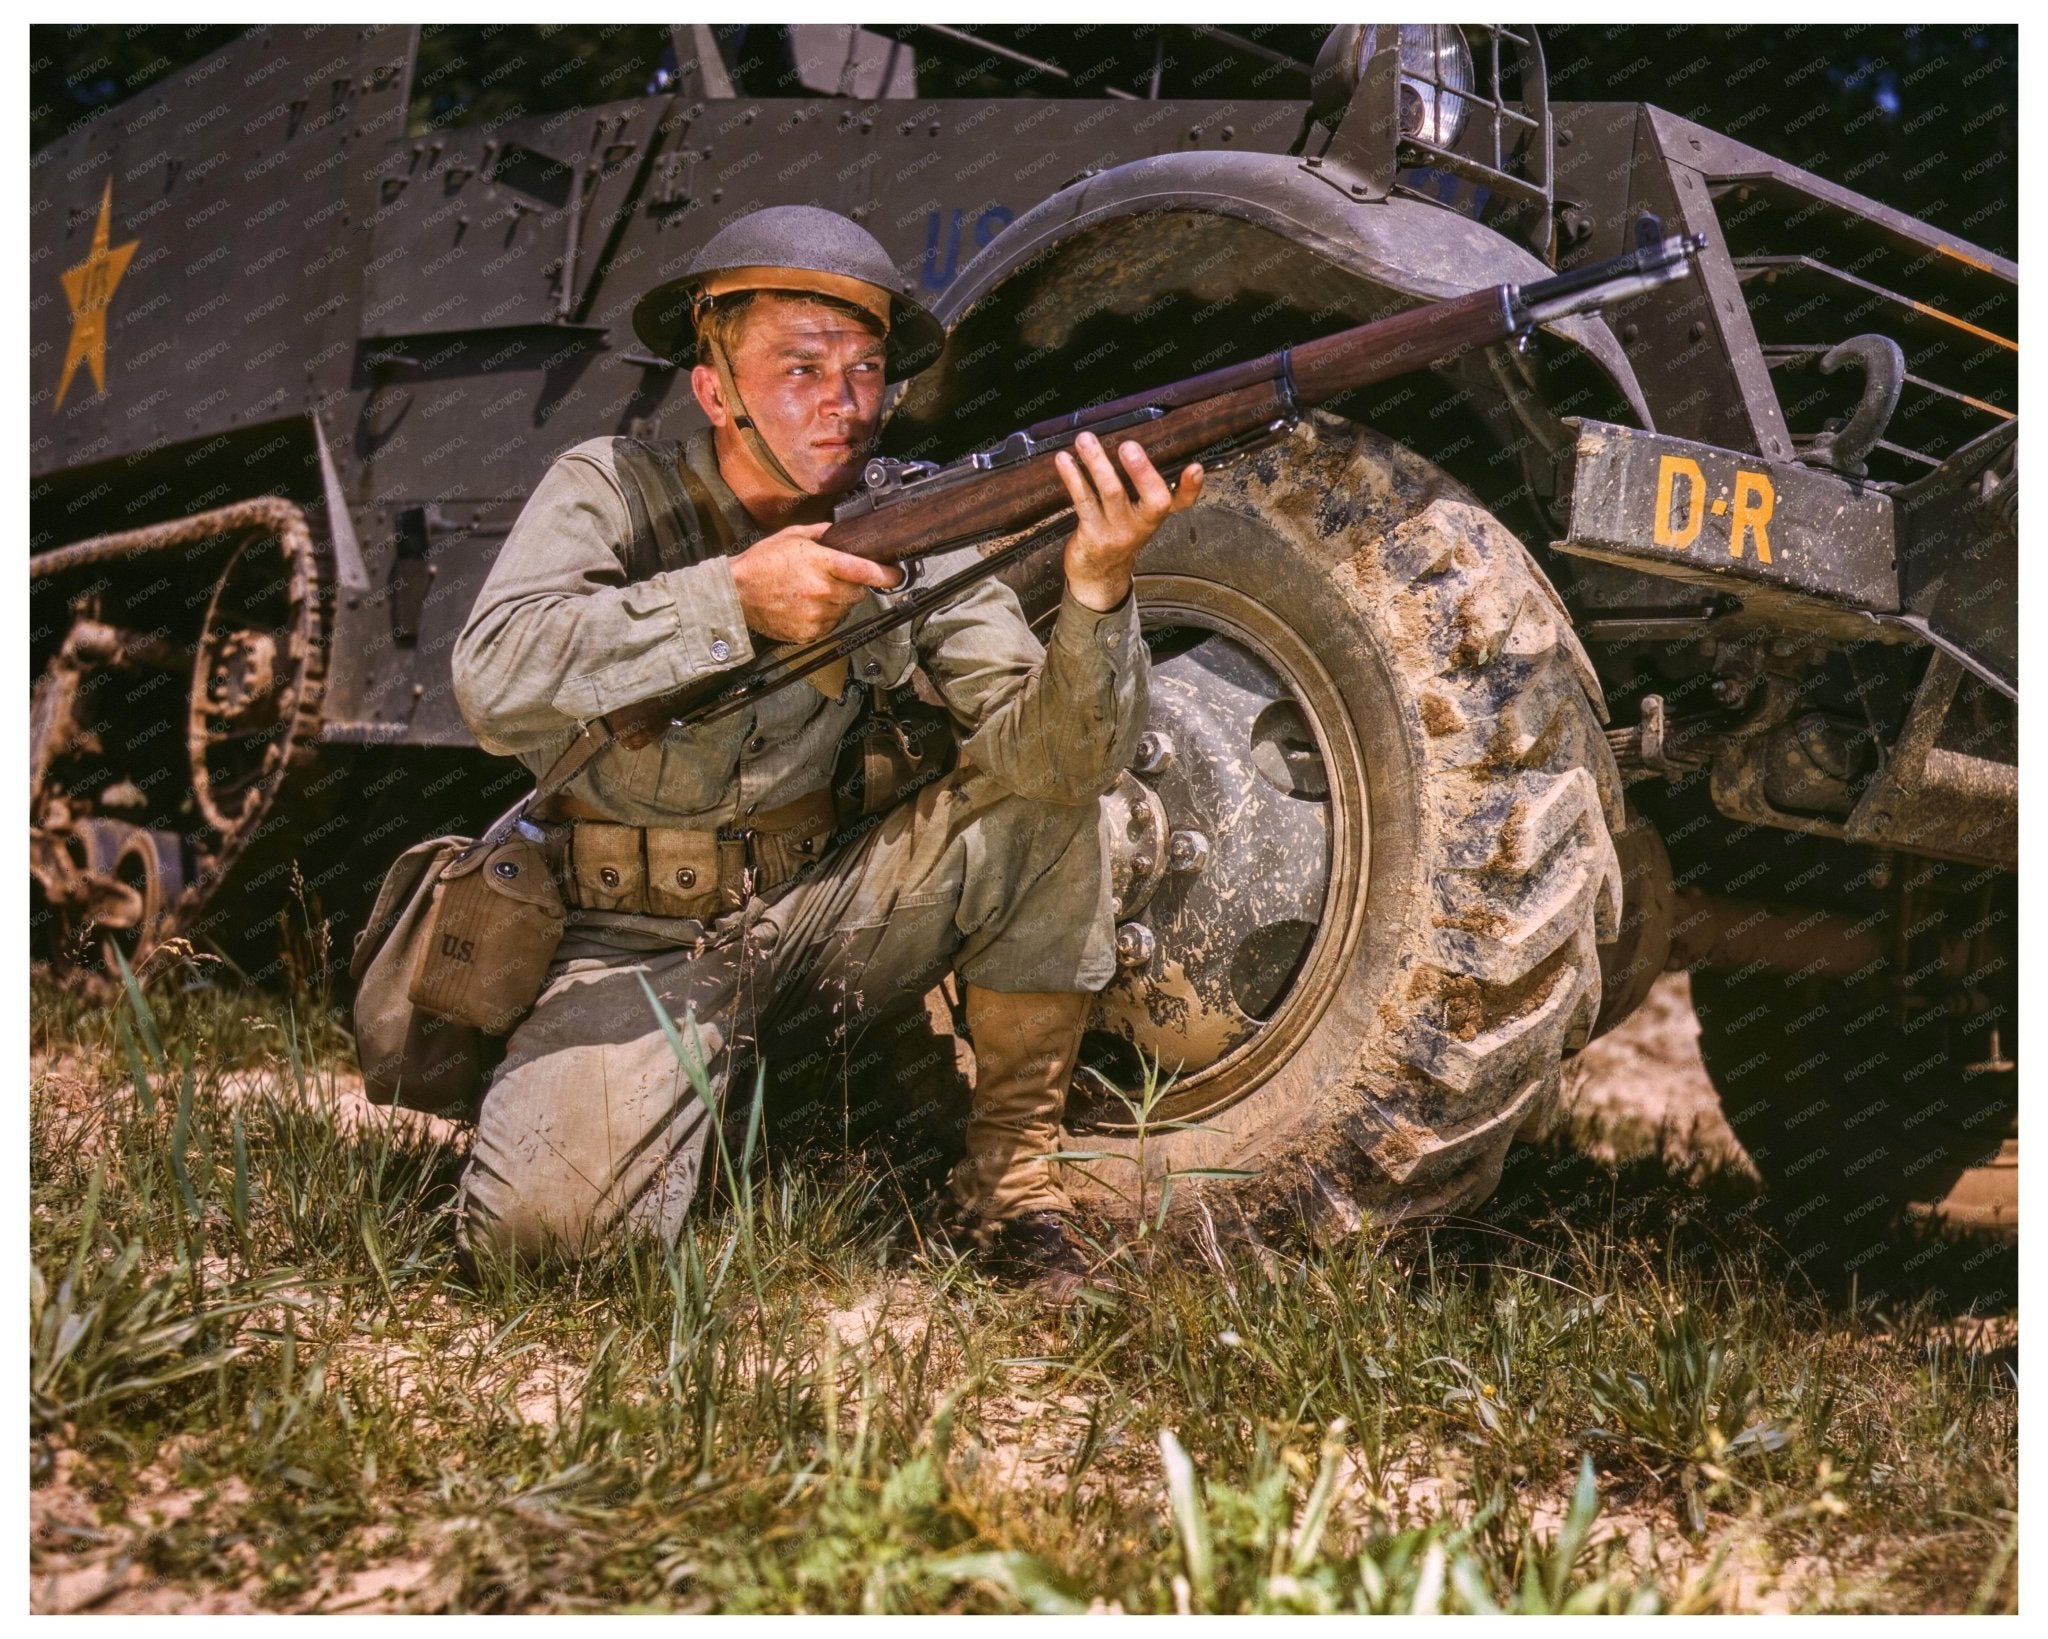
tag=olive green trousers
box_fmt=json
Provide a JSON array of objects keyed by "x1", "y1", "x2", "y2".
[{"x1": 455, "y1": 767, "x2": 1114, "y2": 1262}]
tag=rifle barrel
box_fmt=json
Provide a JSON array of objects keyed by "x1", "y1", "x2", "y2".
[
  {"x1": 825, "y1": 283, "x2": 1516, "y2": 565},
  {"x1": 1019, "y1": 284, "x2": 1512, "y2": 443}
]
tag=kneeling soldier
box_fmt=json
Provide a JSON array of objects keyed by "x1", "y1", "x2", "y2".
[{"x1": 449, "y1": 205, "x2": 1202, "y2": 1292}]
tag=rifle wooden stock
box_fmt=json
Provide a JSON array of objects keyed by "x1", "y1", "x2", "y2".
[
  {"x1": 825, "y1": 283, "x2": 1513, "y2": 567},
  {"x1": 607, "y1": 283, "x2": 1517, "y2": 749}
]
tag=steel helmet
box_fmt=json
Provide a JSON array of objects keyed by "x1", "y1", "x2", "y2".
[{"x1": 631, "y1": 205, "x2": 943, "y2": 377}]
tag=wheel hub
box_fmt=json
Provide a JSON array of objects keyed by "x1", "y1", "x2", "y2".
[{"x1": 1087, "y1": 628, "x2": 1333, "y2": 1101}]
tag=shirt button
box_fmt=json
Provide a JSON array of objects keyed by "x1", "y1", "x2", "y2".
[
  {"x1": 748, "y1": 735, "x2": 765, "y2": 753},
  {"x1": 863, "y1": 659, "x2": 882, "y2": 677},
  {"x1": 710, "y1": 638, "x2": 731, "y2": 662},
  {"x1": 1107, "y1": 630, "x2": 1123, "y2": 648}
]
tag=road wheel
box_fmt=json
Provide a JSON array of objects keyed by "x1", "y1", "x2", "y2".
[{"x1": 1063, "y1": 414, "x2": 1625, "y2": 1237}]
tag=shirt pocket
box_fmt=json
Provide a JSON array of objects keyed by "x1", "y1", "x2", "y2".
[{"x1": 588, "y1": 718, "x2": 744, "y2": 816}]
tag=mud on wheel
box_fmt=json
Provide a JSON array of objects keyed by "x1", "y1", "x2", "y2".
[{"x1": 1064, "y1": 413, "x2": 1625, "y2": 1237}]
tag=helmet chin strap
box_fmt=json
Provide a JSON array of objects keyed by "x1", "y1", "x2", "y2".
[{"x1": 707, "y1": 338, "x2": 811, "y2": 499}]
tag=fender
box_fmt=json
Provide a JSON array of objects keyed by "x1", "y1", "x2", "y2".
[{"x1": 895, "y1": 147, "x2": 1653, "y2": 446}]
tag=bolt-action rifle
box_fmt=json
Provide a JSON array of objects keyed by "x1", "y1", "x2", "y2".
[{"x1": 479, "y1": 229, "x2": 1703, "y2": 850}]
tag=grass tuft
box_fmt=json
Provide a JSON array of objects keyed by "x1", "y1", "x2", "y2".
[{"x1": 28, "y1": 968, "x2": 2016, "y2": 1613}]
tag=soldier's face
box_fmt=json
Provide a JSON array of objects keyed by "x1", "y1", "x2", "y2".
[{"x1": 695, "y1": 295, "x2": 887, "y2": 496}]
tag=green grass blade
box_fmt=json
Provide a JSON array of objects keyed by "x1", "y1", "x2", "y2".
[
  {"x1": 1967, "y1": 1514, "x2": 2019, "y2": 1613},
  {"x1": 111, "y1": 943, "x2": 163, "y2": 1069},
  {"x1": 114, "y1": 1010, "x2": 156, "y2": 1117},
  {"x1": 65, "y1": 1158, "x2": 107, "y2": 1298},
  {"x1": 922, "y1": 1552, "x2": 1087, "y2": 1615},
  {"x1": 1158, "y1": 1428, "x2": 1213, "y2": 1610},
  {"x1": 637, "y1": 977, "x2": 769, "y2": 1300},
  {"x1": 1550, "y1": 1451, "x2": 1601, "y2": 1603},
  {"x1": 1288, "y1": 1422, "x2": 1346, "y2": 1575},
  {"x1": 636, "y1": 978, "x2": 732, "y2": 1191},
  {"x1": 169, "y1": 1046, "x2": 202, "y2": 1224},
  {"x1": 1449, "y1": 1551, "x2": 1500, "y2": 1614},
  {"x1": 738, "y1": 1058, "x2": 766, "y2": 1214},
  {"x1": 230, "y1": 1113, "x2": 252, "y2": 1252},
  {"x1": 1409, "y1": 1542, "x2": 1447, "y2": 1614},
  {"x1": 283, "y1": 1001, "x2": 309, "y2": 1103},
  {"x1": 359, "y1": 1202, "x2": 396, "y2": 1310}
]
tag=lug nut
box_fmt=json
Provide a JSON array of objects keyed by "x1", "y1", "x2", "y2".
[
  {"x1": 1134, "y1": 731, "x2": 1176, "y2": 775},
  {"x1": 1115, "y1": 922, "x2": 1156, "y2": 970},
  {"x1": 1167, "y1": 830, "x2": 1210, "y2": 873}
]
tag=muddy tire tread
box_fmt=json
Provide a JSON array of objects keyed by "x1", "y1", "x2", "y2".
[{"x1": 1130, "y1": 418, "x2": 1625, "y2": 1236}]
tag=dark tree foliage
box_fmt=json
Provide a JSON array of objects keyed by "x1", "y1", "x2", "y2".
[
  {"x1": 1544, "y1": 24, "x2": 2016, "y2": 259},
  {"x1": 29, "y1": 23, "x2": 244, "y2": 153},
  {"x1": 29, "y1": 22, "x2": 2016, "y2": 257},
  {"x1": 406, "y1": 24, "x2": 674, "y2": 134}
]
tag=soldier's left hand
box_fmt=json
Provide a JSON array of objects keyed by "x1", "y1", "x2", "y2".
[{"x1": 1055, "y1": 432, "x2": 1204, "y2": 612}]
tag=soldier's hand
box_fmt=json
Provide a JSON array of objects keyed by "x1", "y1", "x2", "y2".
[
  {"x1": 1055, "y1": 432, "x2": 1204, "y2": 612},
  {"x1": 729, "y1": 522, "x2": 905, "y2": 643}
]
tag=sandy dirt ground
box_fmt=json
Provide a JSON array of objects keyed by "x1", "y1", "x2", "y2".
[{"x1": 1556, "y1": 972, "x2": 1751, "y2": 1178}]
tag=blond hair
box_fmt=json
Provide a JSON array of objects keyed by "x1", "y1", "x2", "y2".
[{"x1": 694, "y1": 289, "x2": 885, "y2": 367}]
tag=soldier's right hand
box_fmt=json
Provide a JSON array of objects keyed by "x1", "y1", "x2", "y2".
[{"x1": 728, "y1": 523, "x2": 905, "y2": 643}]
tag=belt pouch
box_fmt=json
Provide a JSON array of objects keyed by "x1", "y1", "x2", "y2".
[
  {"x1": 644, "y1": 828, "x2": 724, "y2": 919},
  {"x1": 407, "y1": 832, "x2": 567, "y2": 1034},
  {"x1": 569, "y1": 822, "x2": 648, "y2": 912}
]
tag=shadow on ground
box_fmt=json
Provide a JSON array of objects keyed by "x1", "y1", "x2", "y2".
[{"x1": 1436, "y1": 1137, "x2": 2017, "y2": 1326}]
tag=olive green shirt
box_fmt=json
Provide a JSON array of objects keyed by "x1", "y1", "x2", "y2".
[{"x1": 452, "y1": 429, "x2": 1147, "y2": 827}]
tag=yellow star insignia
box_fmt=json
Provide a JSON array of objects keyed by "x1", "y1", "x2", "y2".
[{"x1": 56, "y1": 179, "x2": 141, "y2": 411}]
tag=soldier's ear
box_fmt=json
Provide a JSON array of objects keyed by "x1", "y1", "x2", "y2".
[{"x1": 690, "y1": 363, "x2": 728, "y2": 427}]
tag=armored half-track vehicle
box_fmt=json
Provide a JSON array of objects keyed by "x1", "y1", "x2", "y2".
[{"x1": 31, "y1": 24, "x2": 2016, "y2": 1246}]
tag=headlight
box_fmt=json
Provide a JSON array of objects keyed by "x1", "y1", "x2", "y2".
[
  {"x1": 1359, "y1": 24, "x2": 1473, "y2": 148},
  {"x1": 1320, "y1": 23, "x2": 1475, "y2": 150}
]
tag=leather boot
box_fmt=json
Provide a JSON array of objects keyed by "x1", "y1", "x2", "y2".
[{"x1": 946, "y1": 986, "x2": 1091, "y2": 1227}]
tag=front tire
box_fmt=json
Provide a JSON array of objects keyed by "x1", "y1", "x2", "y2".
[{"x1": 1065, "y1": 415, "x2": 1625, "y2": 1236}]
